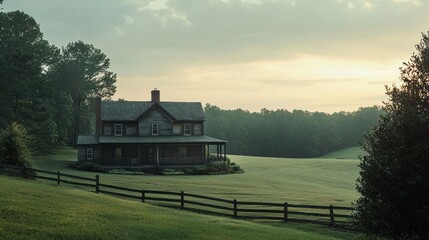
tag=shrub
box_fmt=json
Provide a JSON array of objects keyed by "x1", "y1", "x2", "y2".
[
  {"x1": 107, "y1": 169, "x2": 146, "y2": 175},
  {"x1": 161, "y1": 168, "x2": 184, "y2": 175},
  {"x1": 77, "y1": 162, "x2": 105, "y2": 173}
]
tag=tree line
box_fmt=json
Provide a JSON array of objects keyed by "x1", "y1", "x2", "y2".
[
  {"x1": 205, "y1": 105, "x2": 383, "y2": 158},
  {"x1": 0, "y1": 10, "x2": 117, "y2": 154}
]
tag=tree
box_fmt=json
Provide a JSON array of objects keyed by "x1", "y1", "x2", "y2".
[
  {"x1": 49, "y1": 41, "x2": 117, "y2": 146},
  {"x1": 0, "y1": 10, "x2": 59, "y2": 153},
  {"x1": 0, "y1": 122, "x2": 32, "y2": 168},
  {"x1": 355, "y1": 31, "x2": 429, "y2": 239}
]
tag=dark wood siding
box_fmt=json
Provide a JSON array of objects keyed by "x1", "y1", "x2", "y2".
[
  {"x1": 78, "y1": 145, "x2": 101, "y2": 163},
  {"x1": 139, "y1": 107, "x2": 173, "y2": 135}
]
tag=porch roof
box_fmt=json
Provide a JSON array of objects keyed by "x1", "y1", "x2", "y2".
[{"x1": 77, "y1": 135, "x2": 227, "y2": 145}]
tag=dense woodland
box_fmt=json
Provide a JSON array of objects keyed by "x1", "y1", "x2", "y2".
[{"x1": 205, "y1": 105, "x2": 382, "y2": 158}]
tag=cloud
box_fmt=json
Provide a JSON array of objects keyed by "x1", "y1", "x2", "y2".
[{"x1": 2, "y1": 0, "x2": 427, "y2": 112}]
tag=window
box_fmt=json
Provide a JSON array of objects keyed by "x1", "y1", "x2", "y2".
[
  {"x1": 114, "y1": 124, "x2": 123, "y2": 136},
  {"x1": 87, "y1": 148, "x2": 93, "y2": 160},
  {"x1": 184, "y1": 124, "x2": 191, "y2": 136},
  {"x1": 194, "y1": 124, "x2": 202, "y2": 135},
  {"x1": 173, "y1": 124, "x2": 181, "y2": 135},
  {"x1": 151, "y1": 123, "x2": 159, "y2": 135}
]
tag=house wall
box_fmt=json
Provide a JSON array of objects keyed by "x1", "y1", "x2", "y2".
[
  {"x1": 102, "y1": 122, "x2": 138, "y2": 136},
  {"x1": 139, "y1": 107, "x2": 173, "y2": 135},
  {"x1": 77, "y1": 145, "x2": 101, "y2": 163}
]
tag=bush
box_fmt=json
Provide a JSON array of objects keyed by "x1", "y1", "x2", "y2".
[
  {"x1": 0, "y1": 123, "x2": 33, "y2": 167},
  {"x1": 161, "y1": 168, "x2": 184, "y2": 175},
  {"x1": 107, "y1": 169, "x2": 146, "y2": 175},
  {"x1": 76, "y1": 162, "x2": 105, "y2": 173},
  {"x1": 180, "y1": 160, "x2": 244, "y2": 175}
]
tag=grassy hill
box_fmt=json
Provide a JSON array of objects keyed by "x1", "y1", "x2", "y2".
[
  {"x1": 0, "y1": 175, "x2": 361, "y2": 240},
  {"x1": 320, "y1": 147, "x2": 364, "y2": 160},
  {"x1": 32, "y1": 148, "x2": 360, "y2": 206}
]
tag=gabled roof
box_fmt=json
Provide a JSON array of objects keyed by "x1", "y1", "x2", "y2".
[{"x1": 101, "y1": 101, "x2": 205, "y2": 121}]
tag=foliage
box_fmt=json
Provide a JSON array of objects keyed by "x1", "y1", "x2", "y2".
[
  {"x1": 76, "y1": 162, "x2": 105, "y2": 173},
  {"x1": 107, "y1": 169, "x2": 147, "y2": 175},
  {"x1": 182, "y1": 158, "x2": 244, "y2": 175},
  {"x1": 355, "y1": 31, "x2": 429, "y2": 240},
  {"x1": 0, "y1": 10, "x2": 59, "y2": 154},
  {"x1": 161, "y1": 168, "x2": 185, "y2": 175},
  {"x1": 0, "y1": 9, "x2": 117, "y2": 151},
  {"x1": 0, "y1": 123, "x2": 32, "y2": 169},
  {"x1": 48, "y1": 41, "x2": 117, "y2": 145},
  {"x1": 205, "y1": 104, "x2": 382, "y2": 158}
]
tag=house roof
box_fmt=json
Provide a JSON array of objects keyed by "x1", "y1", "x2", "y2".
[
  {"x1": 77, "y1": 135, "x2": 227, "y2": 145},
  {"x1": 101, "y1": 101, "x2": 205, "y2": 121},
  {"x1": 77, "y1": 135, "x2": 99, "y2": 145}
]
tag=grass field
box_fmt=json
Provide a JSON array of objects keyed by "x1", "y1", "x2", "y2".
[
  {"x1": 320, "y1": 147, "x2": 365, "y2": 160},
  {"x1": 0, "y1": 175, "x2": 362, "y2": 240},
  {"x1": 31, "y1": 147, "x2": 361, "y2": 207}
]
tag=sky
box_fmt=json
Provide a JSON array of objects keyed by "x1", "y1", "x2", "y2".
[{"x1": 3, "y1": 0, "x2": 429, "y2": 112}]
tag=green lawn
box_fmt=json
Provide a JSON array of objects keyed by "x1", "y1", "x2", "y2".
[
  {"x1": 320, "y1": 147, "x2": 365, "y2": 160},
  {"x1": 0, "y1": 175, "x2": 362, "y2": 240},
  {"x1": 32, "y1": 147, "x2": 360, "y2": 206}
]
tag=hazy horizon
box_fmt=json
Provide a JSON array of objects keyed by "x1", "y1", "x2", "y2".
[{"x1": 3, "y1": 0, "x2": 428, "y2": 113}]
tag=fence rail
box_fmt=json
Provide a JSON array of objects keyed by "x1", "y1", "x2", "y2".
[{"x1": 0, "y1": 163, "x2": 355, "y2": 226}]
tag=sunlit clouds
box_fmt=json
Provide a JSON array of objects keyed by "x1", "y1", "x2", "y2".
[{"x1": 3, "y1": 0, "x2": 428, "y2": 112}]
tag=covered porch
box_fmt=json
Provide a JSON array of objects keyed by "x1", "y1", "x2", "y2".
[{"x1": 98, "y1": 135, "x2": 227, "y2": 169}]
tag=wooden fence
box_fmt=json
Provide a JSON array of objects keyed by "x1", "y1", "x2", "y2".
[{"x1": 0, "y1": 164, "x2": 354, "y2": 226}]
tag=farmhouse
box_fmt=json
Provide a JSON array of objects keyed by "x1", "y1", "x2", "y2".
[{"x1": 77, "y1": 89, "x2": 227, "y2": 170}]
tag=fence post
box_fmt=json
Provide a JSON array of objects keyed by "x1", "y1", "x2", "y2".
[
  {"x1": 233, "y1": 199, "x2": 238, "y2": 219},
  {"x1": 284, "y1": 202, "x2": 288, "y2": 222},
  {"x1": 180, "y1": 191, "x2": 185, "y2": 209},
  {"x1": 329, "y1": 205, "x2": 334, "y2": 226},
  {"x1": 141, "y1": 190, "x2": 145, "y2": 203},
  {"x1": 57, "y1": 171, "x2": 61, "y2": 185},
  {"x1": 95, "y1": 175, "x2": 99, "y2": 193}
]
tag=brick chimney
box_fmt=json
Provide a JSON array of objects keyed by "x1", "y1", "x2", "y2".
[
  {"x1": 151, "y1": 88, "x2": 160, "y2": 104},
  {"x1": 95, "y1": 97, "x2": 101, "y2": 135}
]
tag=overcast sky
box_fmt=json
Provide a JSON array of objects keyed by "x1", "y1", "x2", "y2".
[{"x1": 3, "y1": 0, "x2": 428, "y2": 112}]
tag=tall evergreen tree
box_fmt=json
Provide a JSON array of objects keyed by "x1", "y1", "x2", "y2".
[{"x1": 355, "y1": 31, "x2": 429, "y2": 239}]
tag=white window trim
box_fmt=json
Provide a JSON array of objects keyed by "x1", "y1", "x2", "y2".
[
  {"x1": 87, "y1": 148, "x2": 93, "y2": 160},
  {"x1": 114, "y1": 124, "x2": 123, "y2": 136},
  {"x1": 151, "y1": 123, "x2": 159, "y2": 136},
  {"x1": 184, "y1": 124, "x2": 192, "y2": 136}
]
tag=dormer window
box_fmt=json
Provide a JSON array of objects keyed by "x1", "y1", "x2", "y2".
[
  {"x1": 184, "y1": 124, "x2": 191, "y2": 136},
  {"x1": 151, "y1": 123, "x2": 159, "y2": 135},
  {"x1": 114, "y1": 124, "x2": 123, "y2": 136}
]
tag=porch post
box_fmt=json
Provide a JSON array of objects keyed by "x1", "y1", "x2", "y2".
[
  {"x1": 224, "y1": 143, "x2": 227, "y2": 161},
  {"x1": 156, "y1": 145, "x2": 160, "y2": 173},
  {"x1": 100, "y1": 144, "x2": 103, "y2": 165},
  {"x1": 137, "y1": 145, "x2": 141, "y2": 165}
]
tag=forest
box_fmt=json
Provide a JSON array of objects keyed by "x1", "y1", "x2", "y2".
[
  {"x1": 205, "y1": 105, "x2": 382, "y2": 158},
  {"x1": 0, "y1": 9, "x2": 382, "y2": 158}
]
